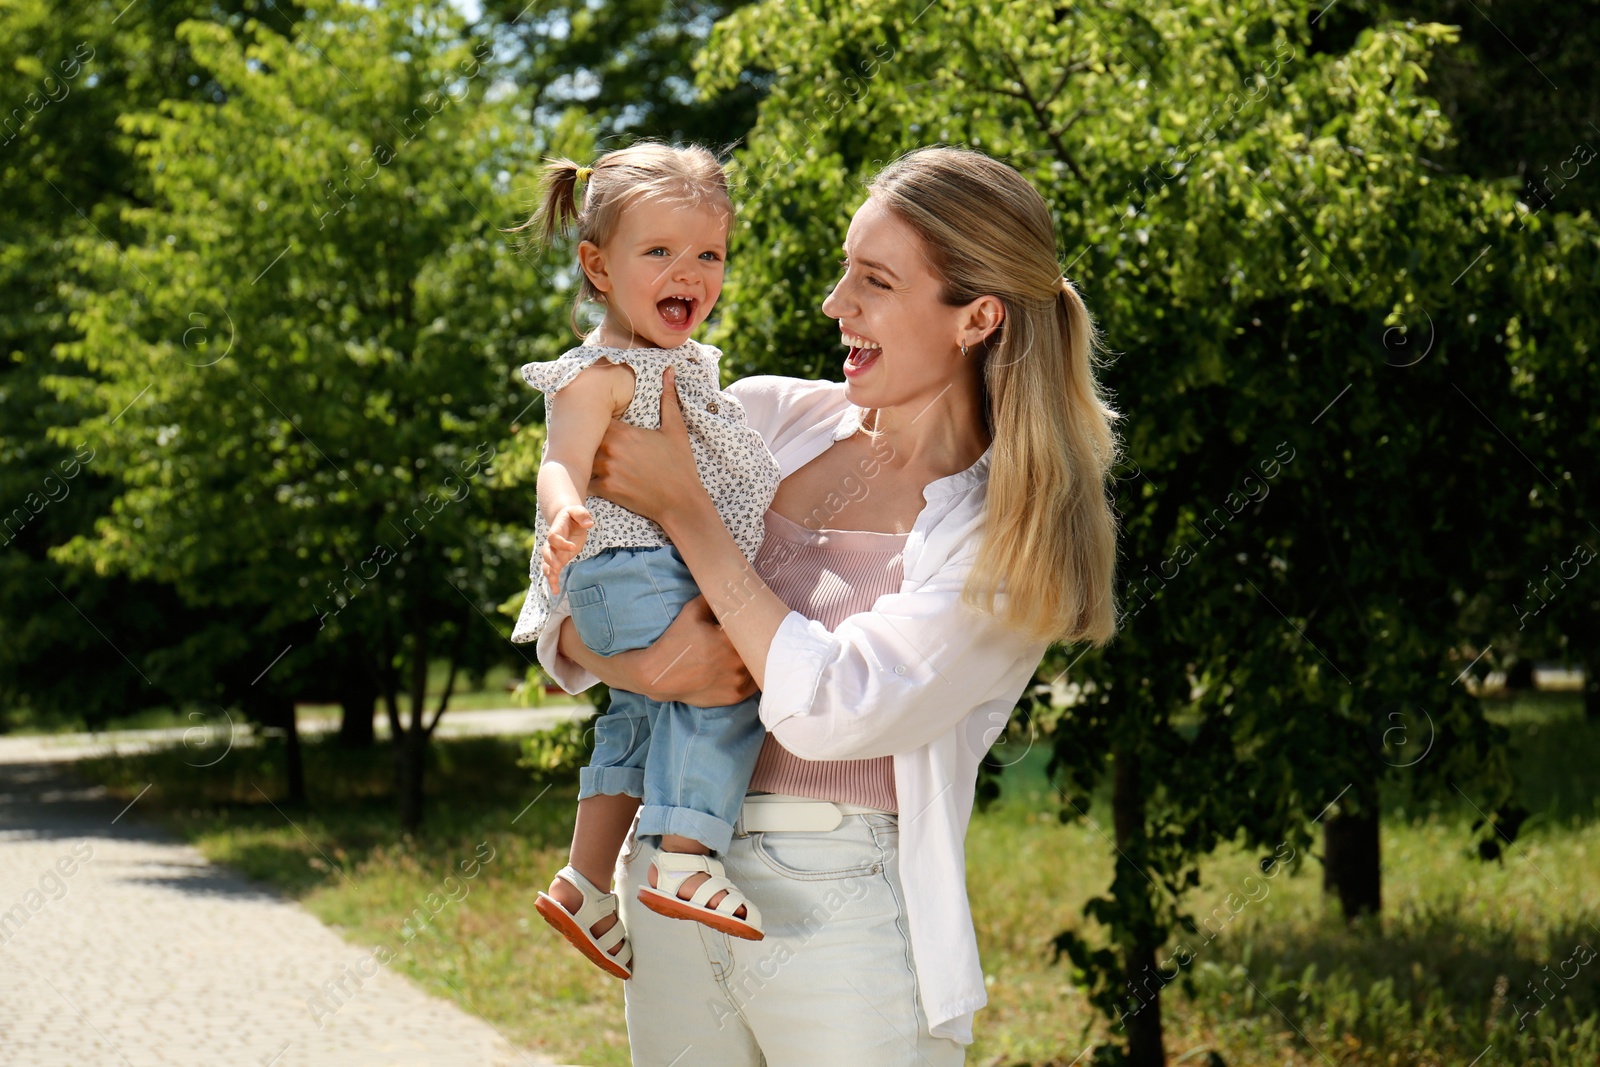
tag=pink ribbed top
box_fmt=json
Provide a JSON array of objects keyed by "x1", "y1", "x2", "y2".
[{"x1": 746, "y1": 507, "x2": 906, "y2": 812}]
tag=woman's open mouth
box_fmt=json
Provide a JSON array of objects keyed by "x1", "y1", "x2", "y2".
[
  {"x1": 842, "y1": 331, "x2": 882, "y2": 377},
  {"x1": 657, "y1": 295, "x2": 699, "y2": 330}
]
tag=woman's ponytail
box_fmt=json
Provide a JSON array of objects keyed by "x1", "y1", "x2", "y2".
[{"x1": 1056, "y1": 273, "x2": 1115, "y2": 473}]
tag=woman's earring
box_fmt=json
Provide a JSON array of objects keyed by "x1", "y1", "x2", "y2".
[{"x1": 960, "y1": 341, "x2": 969, "y2": 358}]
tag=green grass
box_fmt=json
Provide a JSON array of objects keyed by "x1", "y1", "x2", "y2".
[{"x1": 73, "y1": 694, "x2": 1600, "y2": 1066}]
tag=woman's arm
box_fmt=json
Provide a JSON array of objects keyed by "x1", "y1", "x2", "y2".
[
  {"x1": 757, "y1": 561, "x2": 1052, "y2": 760},
  {"x1": 590, "y1": 368, "x2": 793, "y2": 686},
  {"x1": 589, "y1": 369, "x2": 1051, "y2": 761},
  {"x1": 550, "y1": 598, "x2": 758, "y2": 706}
]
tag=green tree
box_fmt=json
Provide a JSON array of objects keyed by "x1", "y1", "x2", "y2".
[
  {"x1": 1369, "y1": 0, "x2": 1600, "y2": 719},
  {"x1": 48, "y1": 0, "x2": 553, "y2": 828},
  {"x1": 475, "y1": 0, "x2": 766, "y2": 147},
  {"x1": 0, "y1": 0, "x2": 299, "y2": 731},
  {"x1": 696, "y1": 1, "x2": 1586, "y2": 1061}
]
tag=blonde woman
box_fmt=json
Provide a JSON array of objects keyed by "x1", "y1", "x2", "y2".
[{"x1": 535, "y1": 146, "x2": 1122, "y2": 1065}]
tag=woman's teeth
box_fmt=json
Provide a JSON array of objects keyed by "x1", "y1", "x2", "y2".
[{"x1": 843, "y1": 332, "x2": 882, "y2": 373}]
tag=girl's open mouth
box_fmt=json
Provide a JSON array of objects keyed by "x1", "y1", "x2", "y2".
[{"x1": 657, "y1": 296, "x2": 698, "y2": 329}]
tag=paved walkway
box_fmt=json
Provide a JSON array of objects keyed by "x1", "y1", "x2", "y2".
[
  {"x1": 0, "y1": 706, "x2": 590, "y2": 767},
  {"x1": 0, "y1": 758, "x2": 560, "y2": 1067}
]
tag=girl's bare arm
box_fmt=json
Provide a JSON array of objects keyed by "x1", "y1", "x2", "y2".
[{"x1": 536, "y1": 360, "x2": 635, "y2": 524}]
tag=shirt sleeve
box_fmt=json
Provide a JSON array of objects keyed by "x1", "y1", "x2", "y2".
[
  {"x1": 758, "y1": 547, "x2": 1051, "y2": 761},
  {"x1": 533, "y1": 596, "x2": 602, "y2": 694},
  {"x1": 725, "y1": 375, "x2": 849, "y2": 455}
]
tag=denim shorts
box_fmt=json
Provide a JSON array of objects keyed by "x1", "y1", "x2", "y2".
[
  {"x1": 561, "y1": 545, "x2": 765, "y2": 855},
  {"x1": 562, "y1": 545, "x2": 700, "y2": 658}
]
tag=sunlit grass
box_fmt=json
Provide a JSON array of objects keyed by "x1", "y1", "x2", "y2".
[{"x1": 75, "y1": 694, "x2": 1600, "y2": 1066}]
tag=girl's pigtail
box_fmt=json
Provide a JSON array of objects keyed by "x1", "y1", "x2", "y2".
[
  {"x1": 505, "y1": 157, "x2": 585, "y2": 248},
  {"x1": 538, "y1": 158, "x2": 585, "y2": 244}
]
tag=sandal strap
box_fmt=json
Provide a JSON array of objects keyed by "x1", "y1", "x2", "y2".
[
  {"x1": 687, "y1": 874, "x2": 739, "y2": 913},
  {"x1": 650, "y1": 853, "x2": 763, "y2": 926},
  {"x1": 650, "y1": 851, "x2": 718, "y2": 876},
  {"x1": 553, "y1": 863, "x2": 620, "y2": 932},
  {"x1": 598, "y1": 927, "x2": 633, "y2": 969},
  {"x1": 554, "y1": 863, "x2": 612, "y2": 898}
]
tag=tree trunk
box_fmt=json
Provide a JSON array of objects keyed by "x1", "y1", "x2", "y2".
[
  {"x1": 1112, "y1": 746, "x2": 1167, "y2": 1067},
  {"x1": 336, "y1": 671, "x2": 377, "y2": 749},
  {"x1": 245, "y1": 690, "x2": 306, "y2": 807},
  {"x1": 1505, "y1": 657, "x2": 1537, "y2": 691},
  {"x1": 1322, "y1": 795, "x2": 1381, "y2": 919},
  {"x1": 395, "y1": 610, "x2": 430, "y2": 832},
  {"x1": 396, "y1": 727, "x2": 426, "y2": 832},
  {"x1": 284, "y1": 701, "x2": 306, "y2": 806},
  {"x1": 1582, "y1": 656, "x2": 1599, "y2": 721}
]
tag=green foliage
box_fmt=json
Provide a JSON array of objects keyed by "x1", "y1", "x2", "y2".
[
  {"x1": 0, "y1": 0, "x2": 285, "y2": 727},
  {"x1": 38, "y1": 0, "x2": 566, "y2": 821},
  {"x1": 474, "y1": 0, "x2": 765, "y2": 147},
  {"x1": 514, "y1": 664, "x2": 549, "y2": 707},
  {"x1": 695, "y1": 0, "x2": 1599, "y2": 1055},
  {"x1": 517, "y1": 712, "x2": 593, "y2": 785}
]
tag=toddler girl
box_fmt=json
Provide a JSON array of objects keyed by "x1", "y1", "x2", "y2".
[{"x1": 508, "y1": 142, "x2": 780, "y2": 979}]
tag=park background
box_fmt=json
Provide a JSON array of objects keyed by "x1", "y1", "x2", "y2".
[{"x1": 2, "y1": 0, "x2": 1598, "y2": 1063}]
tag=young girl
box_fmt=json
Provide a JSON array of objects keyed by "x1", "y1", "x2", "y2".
[{"x1": 508, "y1": 142, "x2": 781, "y2": 979}]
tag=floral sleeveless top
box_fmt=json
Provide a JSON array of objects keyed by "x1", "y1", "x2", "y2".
[{"x1": 510, "y1": 338, "x2": 780, "y2": 644}]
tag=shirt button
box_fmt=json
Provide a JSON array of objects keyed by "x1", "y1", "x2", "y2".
[
  {"x1": 706, "y1": 401, "x2": 719, "y2": 413},
  {"x1": 894, "y1": 665, "x2": 906, "y2": 676}
]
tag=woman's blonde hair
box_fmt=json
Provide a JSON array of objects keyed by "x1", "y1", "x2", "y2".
[
  {"x1": 506, "y1": 139, "x2": 733, "y2": 337},
  {"x1": 868, "y1": 147, "x2": 1122, "y2": 646}
]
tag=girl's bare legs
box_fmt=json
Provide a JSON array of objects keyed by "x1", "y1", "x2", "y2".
[{"x1": 549, "y1": 793, "x2": 642, "y2": 953}]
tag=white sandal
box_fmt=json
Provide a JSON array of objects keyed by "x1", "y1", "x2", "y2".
[
  {"x1": 636, "y1": 851, "x2": 764, "y2": 941},
  {"x1": 534, "y1": 865, "x2": 632, "y2": 979}
]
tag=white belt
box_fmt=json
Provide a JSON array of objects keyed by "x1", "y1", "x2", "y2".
[{"x1": 734, "y1": 792, "x2": 897, "y2": 834}]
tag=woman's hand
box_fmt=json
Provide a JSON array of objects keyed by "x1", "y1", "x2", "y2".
[
  {"x1": 590, "y1": 366, "x2": 708, "y2": 529},
  {"x1": 555, "y1": 595, "x2": 758, "y2": 707}
]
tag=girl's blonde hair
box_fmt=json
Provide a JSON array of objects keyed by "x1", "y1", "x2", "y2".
[
  {"x1": 868, "y1": 147, "x2": 1123, "y2": 646},
  {"x1": 507, "y1": 139, "x2": 734, "y2": 337}
]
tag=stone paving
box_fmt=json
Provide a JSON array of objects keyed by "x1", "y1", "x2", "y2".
[
  {"x1": 0, "y1": 757, "x2": 560, "y2": 1067},
  {"x1": 0, "y1": 706, "x2": 589, "y2": 767}
]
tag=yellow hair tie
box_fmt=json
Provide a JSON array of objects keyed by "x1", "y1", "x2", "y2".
[{"x1": 575, "y1": 166, "x2": 593, "y2": 182}]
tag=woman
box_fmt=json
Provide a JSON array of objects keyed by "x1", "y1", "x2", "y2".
[{"x1": 535, "y1": 146, "x2": 1122, "y2": 1065}]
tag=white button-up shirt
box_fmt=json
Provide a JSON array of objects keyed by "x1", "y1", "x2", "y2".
[{"x1": 536, "y1": 374, "x2": 1052, "y2": 1044}]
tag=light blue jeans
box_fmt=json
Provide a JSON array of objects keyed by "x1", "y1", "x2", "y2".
[
  {"x1": 613, "y1": 808, "x2": 966, "y2": 1065},
  {"x1": 562, "y1": 545, "x2": 765, "y2": 855}
]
